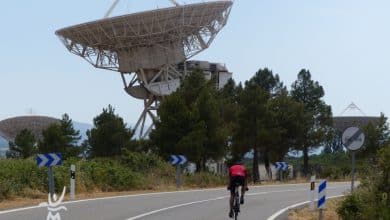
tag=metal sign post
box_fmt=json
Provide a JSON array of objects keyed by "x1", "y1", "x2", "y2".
[
  {"x1": 70, "y1": 164, "x2": 76, "y2": 200},
  {"x1": 36, "y1": 153, "x2": 62, "y2": 196},
  {"x1": 48, "y1": 166, "x2": 54, "y2": 196},
  {"x1": 176, "y1": 164, "x2": 182, "y2": 188},
  {"x1": 351, "y1": 151, "x2": 356, "y2": 191},
  {"x1": 342, "y1": 127, "x2": 365, "y2": 192},
  {"x1": 170, "y1": 155, "x2": 187, "y2": 188}
]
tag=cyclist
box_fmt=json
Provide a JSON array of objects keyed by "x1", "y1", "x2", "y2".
[{"x1": 227, "y1": 161, "x2": 248, "y2": 218}]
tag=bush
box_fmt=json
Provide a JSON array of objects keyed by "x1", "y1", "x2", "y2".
[
  {"x1": 337, "y1": 193, "x2": 364, "y2": 220},
  {"x1": 0, "y1": 153, "x2": 227, "y2": 201},
  {"x1": 337, "y1": 146, "x2": 390, "y2": 220},
  {"x1": 120, "y1": 150, "x2": 165, "y2": 172},
  {"x1": 184, "y1": 172, "x2": 226, "y2": 188}
]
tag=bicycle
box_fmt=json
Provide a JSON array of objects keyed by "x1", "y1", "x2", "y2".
[{"x1": 232, "y1": 182, "x2": 241, "y2": 220}]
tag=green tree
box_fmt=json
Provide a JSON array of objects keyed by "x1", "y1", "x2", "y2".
[
  {"x1": 38, "y1": 124, "x2": 65, "y2": 153},
  {"x1": 248, "y1": 68, "x2": 285, "y2": 97},
  {"x1": 290, "y1": 69, "x2": 332, "y2": 176},
  {"x1": 150, "y1": 92, "x2": 195, "y2": 159},
  {"x1": 323, "y1": 128, "x2": 344, "y2": 154},
  {"x1": 245, "y1": 69, "x2": 288, "y2": 178},
  {"x1": 87, "y1": 105, "x2": 135, "y2": 157},
  {"x1": 361, "y1": 113, "x2": 390, "y2": 160},
  {"x1": 217, "y1": 79, "x2": 240, "y2": 137},
  {"x1": 217, "y1": 79, "x2": 242, "y2": 163},
  {"x1": 6, "y1": 129, "x2": 36, "y2": 159},
  {"x1": 38, "y1": 114, "x2": 81, "y2": 158},
  {"x1": 267, "y1": 92, "x2": 307, "y2": 161},
  {"x1": 150, "y1": 70, "x2": 227, "y2": 171},
  {"x1": 194, "y1": 87, "x2": 226, "y2": 170},
  {"x1": 234, "y1": 83, "x2": 269, "y2": 182}
]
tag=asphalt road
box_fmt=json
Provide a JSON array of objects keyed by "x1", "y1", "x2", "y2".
[{"x1": 0, "y1": 182, "x2": 350, "y2": 220}]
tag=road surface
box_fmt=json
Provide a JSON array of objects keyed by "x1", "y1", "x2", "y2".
[{"x1": 0, "y1": 182, "x2": 349, "y2": 220}]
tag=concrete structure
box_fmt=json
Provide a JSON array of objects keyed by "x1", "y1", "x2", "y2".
[{"x1": 56, "y1": 1, "x2": 233, "y2": 138}]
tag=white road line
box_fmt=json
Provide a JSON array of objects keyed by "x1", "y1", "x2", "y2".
[
  {"x1": 126, "y1": 192, "x2": 274, "y2": 220},
  {"x1": 0, "y1": 188, "x2": 231, "y2": 215},
  {"x1": 266, "y1": 195, "x2": 346, "y2": 220},
  {"x1": 0, "y1": 182, "x2": 348, "y2": 216},
  {"x1": 125, "y1": 187, "x2": 348, "y2": 220},
  {"x1": 126, "y1": 196, "x2": 228, "y2": 220}
]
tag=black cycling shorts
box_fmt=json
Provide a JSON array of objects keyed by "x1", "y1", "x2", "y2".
[{"x1": 229, "y1": 176, "x2": 245, "y2": 194}]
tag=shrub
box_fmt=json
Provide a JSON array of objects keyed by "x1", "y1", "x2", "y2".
[
  {"x1": 184, "y1": 172, "x2": 226, "y2": 188},
  {"x1": 337, "y1": 193, "x2": 363, "y2": 220},
  {"x1": 337, "y1": 146, "x2": 390, "y2": 220},
  {"x1": 0, "y1": 154, "x2": 226, "y2": 200}
]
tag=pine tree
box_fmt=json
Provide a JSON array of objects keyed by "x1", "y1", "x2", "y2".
[
  {"x1": 87, "y1": 105, "x2": 135, "y2": 157},
  {"x1": 38, "y1": 114, "x2": 81, "y2": 158},
  {"x1": 290, "y1": 69, "x2": 332, "y2": 176},
  {"x1": 6, "y1": 129, "x2": 36, "y2": 159}
]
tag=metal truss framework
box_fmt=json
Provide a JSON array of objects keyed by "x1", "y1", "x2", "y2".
[
  {"x1": 56, "y1": 1, "x2": 233, "y2": 72},
  {"x1": 120, "y1": 64, "x2": 186, "y2": 138},
  {"x1": 56, "y1": 1, "x2": 233, "y2": 138}
]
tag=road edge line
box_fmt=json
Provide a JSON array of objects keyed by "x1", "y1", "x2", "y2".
[
  {"x1": 0, "y1": 182, "x2": 348, "y2": 215},
  {"x1": 266, "y1": 195, "x2": 345, "y2": 220}
]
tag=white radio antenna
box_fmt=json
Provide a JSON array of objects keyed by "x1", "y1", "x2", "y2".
[
  {"x1": 104, "y1": 0, "x2": 121, "y2": 18},
  {"x1": 169, "y1": 0, "x2": 180, "y2": 6}
]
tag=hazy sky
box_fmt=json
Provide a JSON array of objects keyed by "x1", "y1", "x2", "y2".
[{"x1": 1, "y1": 0, "x2": 389, "y2": 125}]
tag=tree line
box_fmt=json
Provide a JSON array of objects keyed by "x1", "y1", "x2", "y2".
[
  {"x1": 149, "y1": 68, "x2": 332, "y2": 181},
  {"x1": 7, "y1": 67, "x2": 387, "y2": 183},
  {"x1": 6, "y1": 105, "x2": 138, "y2": 160}
]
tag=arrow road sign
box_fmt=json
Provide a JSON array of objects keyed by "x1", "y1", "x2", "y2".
[
  {"x1": 170, "y1": 155, "x2": 187, "y2": 165},
  {"x1": 36, "y1": 153, "x2": 62, "y2": 167},
  {"x1": 342, "y1": 127, "x2": 365, "y2": 151},
  {"x1": 274, "y1": 162, "x2": 288, "y2": 171}
]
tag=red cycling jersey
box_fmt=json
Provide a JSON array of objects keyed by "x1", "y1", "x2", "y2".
[{"x1": 229, "y1": 164, "x2": 247, "y2": 177}]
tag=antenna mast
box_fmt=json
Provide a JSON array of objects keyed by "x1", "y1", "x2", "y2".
[
  {"x1": 104, "y1": 0, "x2": 121, "y2": 18},
  {"x1": 169, "y1": 0, "x2": 180, "y2": 6}
]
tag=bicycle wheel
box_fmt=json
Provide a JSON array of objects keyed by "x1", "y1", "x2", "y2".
[{"x1": 234, "y1": 187, "x2": 240, "y2": 220}]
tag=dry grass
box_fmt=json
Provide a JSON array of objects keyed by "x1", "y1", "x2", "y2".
[{"x1": 288, "y1": 198, "x2": 343, "y2": 220}]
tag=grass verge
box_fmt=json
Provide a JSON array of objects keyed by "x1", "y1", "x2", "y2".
[{"x1": 288, "y1": 197, "x2": 343, "y2": 220}]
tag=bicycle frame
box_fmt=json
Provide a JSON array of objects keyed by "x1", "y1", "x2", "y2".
[{"x1": 233, "y1": 184, "x2": 240, "y2": 220}]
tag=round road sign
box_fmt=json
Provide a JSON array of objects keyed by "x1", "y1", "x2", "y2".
[{"x1": 342, "y1": 127, "x2": 365, "y2": 151}]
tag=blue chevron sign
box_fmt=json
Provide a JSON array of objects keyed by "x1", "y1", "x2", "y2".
[
  {"x1": 274, "y1": 162, "x2": 288, "y2": 171},
  {"x1": 318, "y1": 180, "x2": 327, "y2": 209},
  {"x1": 36, "y1": 153, "x2": 62, "y2": 167},
  {"x1": 170, "y1": 155, "x2": 187, "y2": 165}
]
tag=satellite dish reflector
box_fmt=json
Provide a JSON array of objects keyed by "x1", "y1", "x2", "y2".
[{"x1": 55, "y1": 1, "x2": 234, "y2": 138}]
